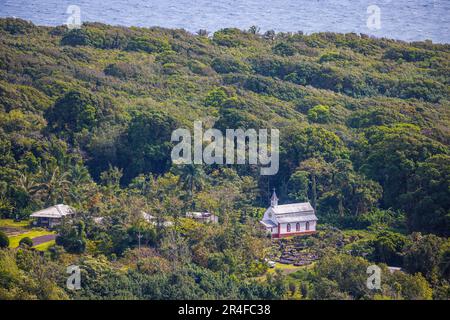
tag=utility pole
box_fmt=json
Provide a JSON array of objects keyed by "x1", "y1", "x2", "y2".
[{"x1": 137, "y1": 231, "x2": 143, "y2": 250}]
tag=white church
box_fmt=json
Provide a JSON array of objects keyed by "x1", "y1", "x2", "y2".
[{"x1": 260, "y1": 190, "x2": 318, "y2": 238}]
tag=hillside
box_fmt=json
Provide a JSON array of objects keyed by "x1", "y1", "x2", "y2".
[{"x1": 0, "y1": 18, "x2": 449, "y2": 300}]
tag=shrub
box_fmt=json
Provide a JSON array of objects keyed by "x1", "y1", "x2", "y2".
[
  {"x1": 56, "y1": 221, "x2": 87, "y2": 254},
  {"x1": 45, "y1": 90, "x2": 100, "y2": 133},
  {"x1": 211, "y1": 56, "x2": 250, "y2": 74},
  {"x1": 213, "y1": 28, "x2": 244, "y2": 47},
  {"x1": 371, "y1": 231, "x2": 410, "y2": 266},
  {"x1": 383, "y1": 47, "x2": 434, "y2": 62},
  {"x1": 348, "y1": 108, "x2": 407, "y2": 128},
  {"x1": 19, "y1": 237, "x2": 33, "y2": 247},
  {"x1": 61, "y1": 27, "x2": 129, "y2": 49},
  {"x1": 104, "y1": 62, "x2": 140, "y2": 79},
  {"x1": 0, "y1": 231, "x2": 9, "y2": 248},
  {"x1": 319, "y1": 51, "x2": 348, "y2": 63},
  {"x1": 272, "y1": 42, "x2": 296, "y2": 56},
  {"x1": 0, "y1": 18, "x2": 35, "y2": 35},
  {"x1": 125, "y1": 37, "x2": 171, "y2": 53},
  {"x1": 307, "y1": 105, "x2": 331, "y2": 123},
  {"x1": 60, "y1": 29, "x2": 89, "y2": 46},
  {"x1": 204, "y1": 87, "x2": 228, "y2": 107}
]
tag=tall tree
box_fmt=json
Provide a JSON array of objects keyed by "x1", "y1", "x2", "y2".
[
  {"x1": 176, "y1": 165, "x2": 208, "y2": 209},
  {"x1": 299, "y1": 158, "x2": 330, "y2": 210},
  {"x1": 35, "y1": 165, "x2": 71, "y2": 205}
]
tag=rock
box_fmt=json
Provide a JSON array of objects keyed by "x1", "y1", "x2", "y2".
[{"x1": 279, "y1": 258, "x2": 293, "y2": 264}]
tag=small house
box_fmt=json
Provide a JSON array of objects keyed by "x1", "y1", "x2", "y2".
[
  {"x1": 142, "y1": 211, "x2": 173, "y2": 227},
  {"x1": 30, "y1": 204, "x2": 75, "y2": 228},
  {"x1": 186, "y1": 211, "x2": 219, "y2": 223},
  {"x1": 387, "y1": 266, "x2": 402, "y2": 274}
]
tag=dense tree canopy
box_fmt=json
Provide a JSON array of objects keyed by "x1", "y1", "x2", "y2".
[{"x1": 0, "y1": 18, "x2": 448, "y2": 300}]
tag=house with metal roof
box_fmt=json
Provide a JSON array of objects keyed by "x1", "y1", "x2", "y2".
[
  {"x1": 30, "y1": 204, "x2": 75, "y2": 228},
  {"x1": 260, "y1": 190, "x2": 318, "y2": 238},
  {"x1": 186, "y1": 211, "x2": 219, "y2": 223}
]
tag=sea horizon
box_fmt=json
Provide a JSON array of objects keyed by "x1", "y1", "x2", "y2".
[{"x1": 1, "y1": 0, "x2": 449, "y2": 43}]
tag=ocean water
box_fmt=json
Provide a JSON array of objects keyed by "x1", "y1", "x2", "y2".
[{"x1": 0, "y1": 0, "x2": 449, "y2": 43}]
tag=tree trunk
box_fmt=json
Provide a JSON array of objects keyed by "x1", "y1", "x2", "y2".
[
  {"x1": 338, "y1": 196, "x2": 344, "y2": 217},
  {"x1": 311, "y1": 174, "x2": 317, "y2": 210}
]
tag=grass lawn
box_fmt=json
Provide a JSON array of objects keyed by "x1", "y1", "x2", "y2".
[
  {"x1": 1, "y1": 219, "x2": 56, "y2": 251},
  {"x1": 33, "y1": 240, "x2": 56, "y2": 251},
  {"x1": 0, "y1": 219, "x2": 30, "y2": 228},
  {"x1": 253, "y1": 262, "x2": 314, "y2": 282},
  {"x1": 342, "y1": 229, "x2": 377, "y2": 251},
  {"x1": 272, "y1": 262, "x2": 315, "y2": 274},
  {"x1": 8, "y1": 230, "x2": 56, "y2": 248},
  {"x1": 271, "y1": 263, "x2": 303, "y2": 272}
]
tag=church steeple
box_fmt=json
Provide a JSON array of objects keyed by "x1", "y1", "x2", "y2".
[{"x1": 270, "y1": 188, "x2": 278, "y2": 207}]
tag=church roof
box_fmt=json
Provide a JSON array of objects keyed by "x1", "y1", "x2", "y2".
[
  {"x1": 276, "y1": 213, "x2": 317, "y2": 223},
  {"x1": 272, "y1": 202, "x2": 314, "y2": 214},
  {"x1": 260, "y1": 219, "x2": 277, "y2": 228},
  {"x1": 269, "y1": 202, "x2": 317, "y2": 223}
]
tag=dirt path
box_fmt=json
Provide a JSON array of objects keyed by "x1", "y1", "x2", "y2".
[
  {"x1": 0, "y1": 227, "x2": 24, "y2": 236},
  {"x1": 32, "y1": 234, "x2": 56, "y2": 246}
]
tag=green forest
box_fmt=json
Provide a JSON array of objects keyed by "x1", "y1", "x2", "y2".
[{"x1": 0, "y1": 18, "x2": 449, "y2": 300}]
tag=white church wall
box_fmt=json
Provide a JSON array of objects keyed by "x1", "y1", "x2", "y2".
[{"x1": 278, "y1": 221, "x2": 316, "y2": 235}]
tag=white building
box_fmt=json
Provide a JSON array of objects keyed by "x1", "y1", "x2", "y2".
[
  {"x1": 142, "y1": 211, "x2": 173, "y2": 227},
  {"x1": 30, "y1": 204, "x2": 75, "y2": 228},
  {"x1": 260, "y1": 190, "x2": 318, "y2": 238},
  {"x1": 186, "y1": 211, "x2": 219, "y2": 223}
]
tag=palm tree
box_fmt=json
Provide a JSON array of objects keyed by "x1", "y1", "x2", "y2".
[
  {"x1": 176, "y1": 165, "x2": 208, "y2": 208},
  {"x1": 35, "y1": 164, "x2": 71, "y2": 205},
  {"x1": 16, "y1": 172, "x2": 41, "y2": 199},
  {"x1": 70, "y1": 164, "x2": 91, "y2": 185},
  {"x1": 179, "y1": 165, "x2": 207, "y2": 194},
  {"x1": 68, "y1": 164, "x2": 93, "y2": 204},
  {"x1": 248, "y1": 25, "x2": 260, "y2": 35}
]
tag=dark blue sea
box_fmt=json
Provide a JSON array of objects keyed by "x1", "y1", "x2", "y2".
[{"x1": 0, "y1": 0, "x2": 449, "y2": 43}]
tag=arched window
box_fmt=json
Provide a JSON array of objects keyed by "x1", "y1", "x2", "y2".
[
  {"x1": 306, "y1": 221, "x2": 310, "y2": 231},
  {"x1": 296, "y1": 223, "x2": 300, "y2": 232},
  {"x1": 286, "y1": 223, "x2": 291, "y2": 232}
]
